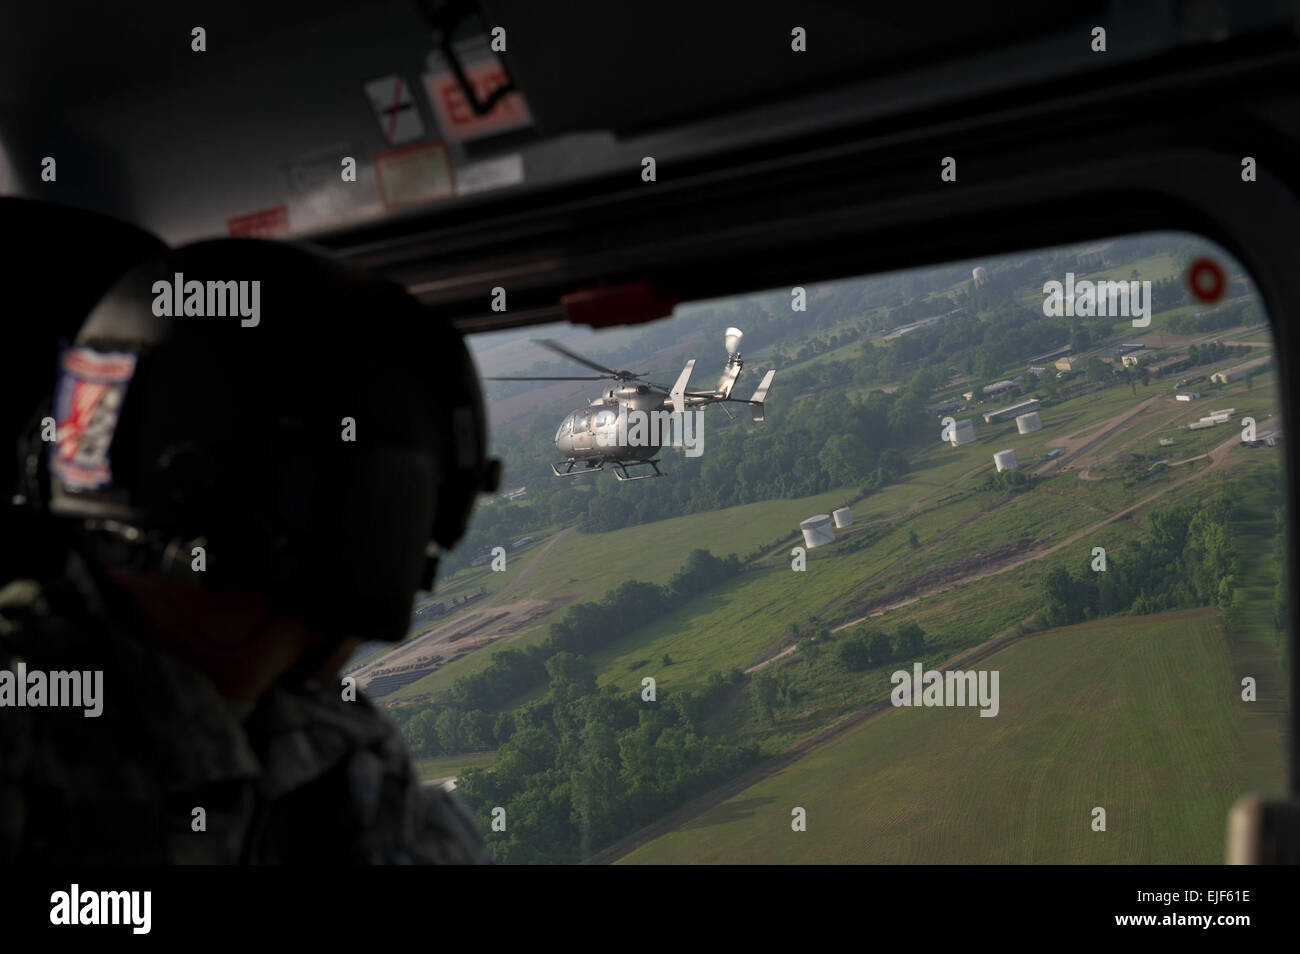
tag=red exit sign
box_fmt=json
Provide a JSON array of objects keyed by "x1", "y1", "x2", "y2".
[{"x1": 424, "y1": 61, "x2": 531, "y2": 141}]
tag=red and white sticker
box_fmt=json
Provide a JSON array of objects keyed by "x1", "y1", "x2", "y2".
[
  {"x1": 51, "y1": 347, "x2": 138, "y2": 491},
  {"x1": 227, "y1": 205, "x2": 290, "y2": 238},
  {"x1": 423, "y1": 61, "x2": 531, "y2": 143},
  {"x1": 374, "y1": 141, "x2": 454, "y2": 208},
  {"x1": 364, "y1": 75, "x2": 425, "y2": 146}
]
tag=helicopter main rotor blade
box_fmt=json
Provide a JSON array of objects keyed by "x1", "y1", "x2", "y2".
[
  {"x1": 484, "y1": 375, "x2": 611, "y2": 381},
  {"x1": 537, "y1": 339, "x2": 635, "y2": 378}
]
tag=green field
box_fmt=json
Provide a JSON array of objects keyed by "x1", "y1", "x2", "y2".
[
  {"x1": 382, "y1": 367, "x2": 1280, "y2": 709},
  {"x1": 389, "y1": 239, "x2": 1288, "y2": 866},
  {"x1": 582, "y1": 441, "x2": 1280, "y2": 756},
  {"x1": 617, "y1": 607, "x2": 1287, "y2": 864},
  {"x1": 384, "y1": 486, "x2": 856, "y2": 701},
  {"x1": 1017, "y1": 252, "x2": 1183, "y2": 309}
]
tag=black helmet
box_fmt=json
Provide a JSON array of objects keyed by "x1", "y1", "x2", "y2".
[
  {"x1": 1, "y1": 198, "x2": 166, "y2": 585},
  {"x1": 35, "y1": 238, "x2": 499, "y2": 640}
]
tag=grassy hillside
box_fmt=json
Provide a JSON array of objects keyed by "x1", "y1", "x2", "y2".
[
  {"x1": 617, "y1": 607, "x2": 1286, "y2": 864},
  {"x1": 387, "y1": 371, "x2": 1279, "y2": 711},
  {"x1": 385, "y1": 486, "x2": 855, "y2": 701}
]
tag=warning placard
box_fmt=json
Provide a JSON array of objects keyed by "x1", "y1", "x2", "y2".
[
  {"x1": 364, "y1": 75, "x2": 425, "y2": 146},
  {"x1": 423, "y1": 61, "x2": 532, "y2": 143},
  {"x1": 227, "y1": 205, "x2": 290, "y2": 237},
  {"x1": 374, "y1": 141, "x2": 453, "y2": 208}
]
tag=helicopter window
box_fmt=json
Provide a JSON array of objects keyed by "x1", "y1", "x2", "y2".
[
  {"x1": 436, "y1": 231, "x2": 1285, "y2": 865},
  {"x1": 594, "y1": 409, "x2": 616, "y2": 427}
]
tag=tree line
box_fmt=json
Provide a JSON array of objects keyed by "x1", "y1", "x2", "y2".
[
  {"x1": 1040, "y1": 494, "x2": 1240, "y2": 625},
  {"x1": 452, "y1": 655, "x2": 759, "y2": 863},
  {"x1": 393, "y1": 549, "x2": 744, "y2": 758}
]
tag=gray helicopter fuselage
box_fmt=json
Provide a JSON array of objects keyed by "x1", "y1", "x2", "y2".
[{"x1": 554, "y1": 386, "x2": 669, "y2": 461}]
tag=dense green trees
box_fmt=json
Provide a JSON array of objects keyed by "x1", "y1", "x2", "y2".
[
  {"x1": 834, "y1": 620, "x2": 926, "y2": 673},
  {"x1": 867, "y1": 631, "x2": 894, "y2": 665},
  {"x1": 1041, "y1": 495, "x2": 1241, "y2": 626},
  {"x1": 895, "y1": 621, "x2": 925, "y2": 658},
  {"x1": 1184, "y1": 340, "x2": 1252, "y2": 369},
  {"x1": 455, "y1": 664, "x2": 758, "y2": 863},
  {"x1": 396, "y1": 549, "x2": 742, "y2": 758},
  {"x1": 835, "y1": 634, "x2": 871, "y2": 671},
  {"x1": 980, "y1": 469, "x2": 1030, "y2": 493}
]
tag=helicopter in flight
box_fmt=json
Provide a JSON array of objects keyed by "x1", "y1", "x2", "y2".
[{"x1": 487, "y1": 327, "x2": 776, "y2": 480}]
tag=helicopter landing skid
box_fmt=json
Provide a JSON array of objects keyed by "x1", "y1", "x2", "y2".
[
  {"x1": 550, "y1": 457, "x2": 664, "y2": 480},
  {"x1": 551, "y1": 459, "x2": 605, "y2": 477},
  {"x1": 612, "y1": 459, "x2": 664, "y2": 481}
]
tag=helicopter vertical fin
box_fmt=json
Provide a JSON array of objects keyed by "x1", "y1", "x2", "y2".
[
  {"x1": 748, "y1": 369, "x2": 776, "y2": 422},
  {"x1": 669, "y1": 359, "x2": 695, "y2": 414}
]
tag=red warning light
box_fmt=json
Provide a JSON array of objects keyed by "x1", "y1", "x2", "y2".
[{"x1": 1187, "y1": 258, "x2": 1226, "y2": 303}]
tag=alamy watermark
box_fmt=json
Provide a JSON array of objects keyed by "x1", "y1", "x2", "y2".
[
  {"x1": 151, "y1": 273, "x2": 260, "y2": 327},
  {"x1": 50, "y1": 884, "x2": 150, "y2": 934},
  {"x1": 890, "y1": 664, "x2": 1000, "y2": 717},
  {"x1": 1043, "y1": 273, "x2": 1152, "y2": 327},
  {"x1": 595, "y1": 404, "x2": 705, "y2": 457},
  {"x1": 0, "y1": 662, "x2": 103, "y2": 717}
]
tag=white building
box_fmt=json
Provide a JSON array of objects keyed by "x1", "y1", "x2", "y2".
[
  {"x1": 948, "y1": 419, "x2": 976, "y2": 447},
  {"x1": 1210, "y1": 356, "x2": 1271, "y2": 384},
  {"x1": 800, "y1": 514, "x2": 835, "y2": 548}
]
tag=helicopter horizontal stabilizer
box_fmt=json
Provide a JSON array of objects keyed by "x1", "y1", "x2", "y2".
[
  {"x1": 748, "y1": 369, "x2": 776, "y2": 422},
  {"x1": 669, "y1": 359, "x2": 695, "y2": 414}
]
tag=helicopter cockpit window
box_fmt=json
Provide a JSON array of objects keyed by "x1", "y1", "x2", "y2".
[
  {"x1": 411, "y1": 231, "x2": 1285, "y2": 866},
  {"x1": 594, "y1": 409, "x2": 616, "y2": 427}
]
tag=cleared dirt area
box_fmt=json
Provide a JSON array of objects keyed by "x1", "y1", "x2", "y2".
[
  {"x1": 352, "y1": 527, "x2": 576, "y2": 694},
  {"x1": 1034, "y1": 394, "x2": 1165, "y2": 477},
  {"x1": 356, "y1": 596, "x2": 574, "y2": 695}
]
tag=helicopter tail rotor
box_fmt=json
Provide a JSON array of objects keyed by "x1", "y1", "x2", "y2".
[
  {"x1": 669, "y1": 360, "x2": 696, "y2": 414},
  {"x1": 746, "y1": 369, "x2": 776, "y2": 422}
]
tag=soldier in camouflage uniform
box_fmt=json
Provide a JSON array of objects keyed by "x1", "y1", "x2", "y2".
[
  {"x1": 0, "y1": 240, "x2": 498, "y2": 864},
  {"x1": 0, "y1": 558, "x2": 490, "y2": 864}
]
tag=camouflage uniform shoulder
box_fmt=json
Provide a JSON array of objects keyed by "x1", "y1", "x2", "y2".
[
  {"x1": 246, "y1": 678, "x2": 494, "y2": 863},
  {"x1": 0, "y1": 572, "x2": 261, "y2": 864},
  {"x1": 0, "y1": 566, "x2": 491, "y2": 864}
]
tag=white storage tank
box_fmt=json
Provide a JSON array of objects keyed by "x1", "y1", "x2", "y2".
[
  {"x1": 949, "y1": 419, "x2": 976, "y2": 447},
  {"x1": 832, "y1": 507, "x2": 853, "y2": 529},
  {"x1": 993, "y1": 449, "x2": 1018, "y2": 472},
  {"x1": 1015, "y1": 411, "x2": 1042, "y2": 434},
  {"x1": 800, "y1": 514, "x2": 836, "y2": 548}
]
